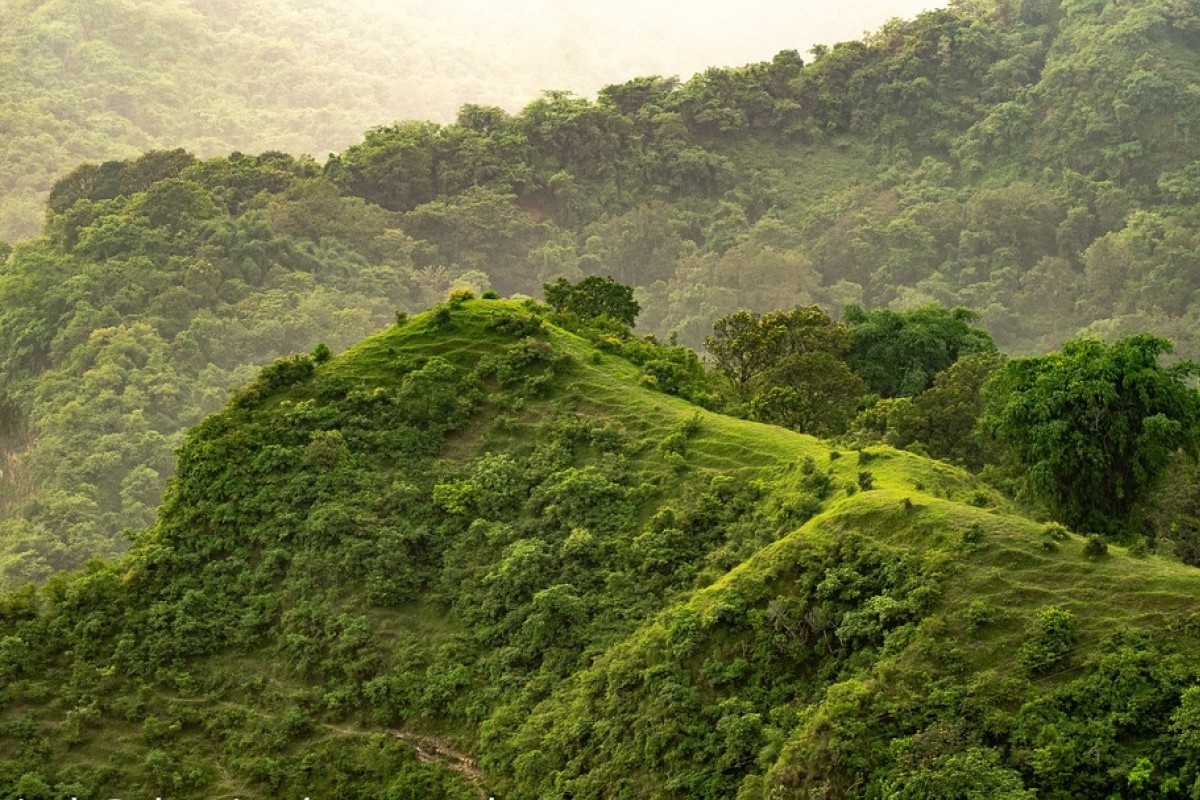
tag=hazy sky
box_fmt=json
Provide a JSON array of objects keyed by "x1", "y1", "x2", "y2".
[{"x1": 385, "y1": 0, "x2": 952, "y2": 112}]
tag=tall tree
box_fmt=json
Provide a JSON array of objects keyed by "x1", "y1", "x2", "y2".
[
  {"x1": 845, "y1": 304, "x2": 996, "y2": 398},
  {"x1": 707, "y1": 306, "x2": 864, "y2": 435},
  {"x1": 543, "y1": 276, "x2": 640, "y2": 327},
  {"x1": 980, "y1": 334, "x2": 1200, "y2": 534}
]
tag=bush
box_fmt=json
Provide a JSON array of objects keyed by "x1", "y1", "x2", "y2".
[
  {"x1": 1019, "y1": 606, "x2": 1077, "y2": 675},
  {"x1": 1043, "y1": 522, "x2": 1071, "y2": 541},
  {"x1": 858, "y1": 471, "x2": 875, "y2": 491},
  {"x1": 446, "y1": 287, "x2": 475, "y2": 305},
  {"x1": 489, "y1": 311, "x2": 546, "y2": 338},
  {"x1": 965, "y1": 600, "x2": 1000, "y2": 628},
  {"x1": 1083, "y1": 534, "x2": 1109, "y2": 558}
]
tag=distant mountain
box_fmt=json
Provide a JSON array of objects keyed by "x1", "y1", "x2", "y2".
[{"x1": 0, "y1": 0, "x2": 939, "y2": 242}]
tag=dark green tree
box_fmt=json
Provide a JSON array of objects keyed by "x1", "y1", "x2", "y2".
[
  {"x1": 980, "y1": 335, "x2": 1200, "y2": 534},
  {"x1": 707, "y1": 306, "x2": 852, "y2": 398},
  {"x1": 748, "y1": 351, "x2": 865, "y2": 437},
  {"x1": 875, "y1": 351, "x2": 1006, "y2": 470},
  {"x1": 844, "y1": 305, "x2": 996, "y2": 398},
  {"x1": 543, "y1": 276, "x2": 640, "y2": 327}
]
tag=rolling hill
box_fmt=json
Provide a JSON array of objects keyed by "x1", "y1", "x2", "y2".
[{"x1": 3, "y1": 298, "x2": 1200, "y2": 798}]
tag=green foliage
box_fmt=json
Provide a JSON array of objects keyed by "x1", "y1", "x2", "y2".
[
  {"x1": 708, "y1": 306, "x2": 864, "y2": 436},
  {"x1": 1020, "y1": 606, "x2": 1078, "y2": 675},
  {"x1": 885, "y1": 731, "x2": 1036, "y2": 800},
  {"x1": 844, "y1": 305, "x2": 997, "y2": 398},
  {"x1": 857, "y1": 351, "x2": 1006, "y2": 470},
  {"x1": 0, "y1": 301, "x2": 1199, "y2": 798},
  {"x1": 981, "y1": 335, "x2": 1200, "y2": 535},
  {"x1": 543, "y1": 276, "x2": 640, "y2": 327},
  {"x1": 8, "y1": 3, "x2": 1200, "y2": 795},
  {"x1": 1083, "y1": 534, "x2": 1109, "y2": 558}
]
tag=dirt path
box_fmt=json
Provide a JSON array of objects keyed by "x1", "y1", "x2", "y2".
[{"x1": 325, "y1": 724, "x2": 490, "y2": 799}]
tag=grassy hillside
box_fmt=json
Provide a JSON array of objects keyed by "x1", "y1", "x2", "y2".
[{"x1": 3, "y1": 298, "x2": 1200, "y2": 798}]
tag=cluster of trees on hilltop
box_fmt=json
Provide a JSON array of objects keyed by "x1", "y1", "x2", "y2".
[{"x1": 543, "y1": 276, "x2": 1200, "y2": 558}]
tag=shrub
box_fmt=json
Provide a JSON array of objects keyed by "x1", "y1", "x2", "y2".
[
  {"x1": 659, "y1": 432, "x2": 687, "y2": 457},
  {"x1": 446, "y1": 287, "x2": 475, "y2": 305},
  {"x1": 1043, "y1": 522, "x2": 1070, "y2": 541},
  {"x1": 1083, "y1": 534, "x2": 1109, "y2": 558},
  {"x1": 965, "y1": 600, "x2": 1000, "y2": 628},
  {"x1": 312, "y1": 342, "x2": 332, "y2": 363},
  {"x1": 1019, "y1": 606, "x2": 1077, "y2": 675},
  {"x1": 489, "y1": 311, "x2": 546, "y2": 338},
  {"x1": 858, "y1": 471, "x2": 875, "y2": 491}
]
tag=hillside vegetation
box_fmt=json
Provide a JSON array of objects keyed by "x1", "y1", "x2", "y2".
[
  {"x1": 3, "y1": 298, "x2": 1200, "y2": 798},
  {"x1": 7, "y1": 0, "x2": 1200, "y2": 584}
]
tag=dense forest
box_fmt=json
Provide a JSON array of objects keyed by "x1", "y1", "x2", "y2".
[
  {"x1": 6, "y1": 0, "x2": 1200, "y2": 796},
  {"x1": 4, "y1": 296, "x2": 1200, "y2": 798}
]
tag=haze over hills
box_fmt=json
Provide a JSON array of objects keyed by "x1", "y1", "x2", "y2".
[
  {"x1": 5, "y1": 0, "x2": 1200, "y2": 590},
  {"x1": 0, "y1": 0, "x2": 942, "y2": 241}
]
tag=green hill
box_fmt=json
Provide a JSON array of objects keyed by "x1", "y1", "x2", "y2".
[{"x1": 3, "y1": 298, "x2": 1200, "y2": 798}]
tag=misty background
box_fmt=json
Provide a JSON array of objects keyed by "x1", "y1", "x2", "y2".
[{"x1": 0, "y1": 0, "x2": 943, "y2": 241}]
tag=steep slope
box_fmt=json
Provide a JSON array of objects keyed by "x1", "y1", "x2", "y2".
[{"x1": 3, "y1": 298, "x2": 1200, "y2": 798}]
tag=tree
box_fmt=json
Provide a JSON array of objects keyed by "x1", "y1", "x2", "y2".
[
  {"x1": 708, "y1": 306, "x2": 855, "y2": 393},
  {"x1": 845, "y1": 304, "x2": 996, "y2": 398},
  {"x1": 543, "y1": 276, "x2": 640, "y2": 327},
  {"x1": 707, "y1": 306, "x2": 864, "y2": 435},
  {"x1": 748, "y1": 351, "x2": 865, "y2": 437},
  {"x1": 980, "y1": 335, "x2": 1200, "y2": 534},
  {"x1": 876, "y1": 351, "x2": 1006, "y2": 470}
]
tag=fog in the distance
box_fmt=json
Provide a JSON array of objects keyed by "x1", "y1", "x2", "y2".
[{"x1": 368, "y1": 0, "x2": 950, "y2": 117}]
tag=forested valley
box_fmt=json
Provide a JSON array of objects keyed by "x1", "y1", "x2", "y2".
[{"x1": 6, "y1": 0, "x2": 1200, "y2": 797}]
